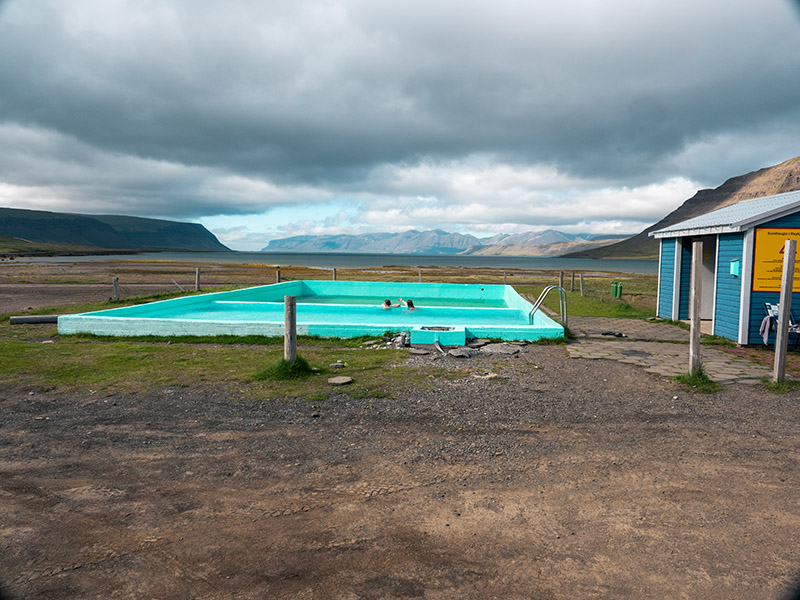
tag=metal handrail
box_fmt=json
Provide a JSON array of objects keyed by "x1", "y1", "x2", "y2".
[{"x1": 528, "y1": 285, "x2": 567, "y2": 327}]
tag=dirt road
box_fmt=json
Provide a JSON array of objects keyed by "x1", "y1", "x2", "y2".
[{"x1": 3, "y1": 345, "x2": 800, "y2": 599}]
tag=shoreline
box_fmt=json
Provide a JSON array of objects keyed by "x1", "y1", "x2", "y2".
[{"x1": 8, "y1": 250, "x2": 658, "y2": 275}]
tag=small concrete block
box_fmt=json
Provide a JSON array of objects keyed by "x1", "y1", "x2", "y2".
[
  {"x1": 448, "y1": 348, "x2": 475, "y2": 358},
  {"x1": 480, "y1": 343, "x2": 521, "y2": 355},
  {"x1": 409, "y1": 348, "x2": 430, "y2": 355},
  {"x1": 468, "y1": 338, "x2": 491, "y2": 348},
  {"x1": 328, "y1": 376, "x2": 353, "y2": 386}
]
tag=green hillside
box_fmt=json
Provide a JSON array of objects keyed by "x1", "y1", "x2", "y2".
[
  {"x1": 0, "y1": 208, "x2": 230, "y2": 253},
  {"x1": 0, "y1": 232, "x2": 97, "y2": 255}
]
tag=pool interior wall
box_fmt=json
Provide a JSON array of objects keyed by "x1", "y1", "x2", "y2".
[{"x1": 58, "y1": 280, "x2": 565, "y2": 344}]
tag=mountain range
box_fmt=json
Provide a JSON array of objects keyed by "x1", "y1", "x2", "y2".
[
  {"x1": 260, "y1": 229, "x2": 629, "y2": 256},
  {"x1": 566, "y1": 156, "x2": 800, "y2": 258},
  {"x1": 0, "y1": 208, "x2": 229, "y2": 253}
]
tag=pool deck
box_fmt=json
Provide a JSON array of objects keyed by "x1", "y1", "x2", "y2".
[{"x1": 565, "y1": 316, "x2": 774, "y2": 385}]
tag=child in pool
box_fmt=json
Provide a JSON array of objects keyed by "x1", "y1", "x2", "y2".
[
  {"x1": 398, "y1": 298, "x2": 417, "y2": 311},
  {"x1": 382, "y1": 299, "x2": 400, "y2": 309}
]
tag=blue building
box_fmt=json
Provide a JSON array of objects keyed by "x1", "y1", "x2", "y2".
[{"x1": 650, "y1": 190, "x2": 800, "y2": 345}]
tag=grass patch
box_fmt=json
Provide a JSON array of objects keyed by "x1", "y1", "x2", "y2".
[
  {"x1": 674, "y1": 366, "x2": 721, "y2": 394},
  {"x1": 528, "y1": 335, "x2": 569, "y2": 345},
  {"x1": 701, "y1": 335, "x2": 737, "y2": 347},
  {"x1": 67, "y1": 332, "x2": 286, "y2": 345},
  {"x1": 759, "y1": 377, "x2": 800, "y2": 393},
  {"x1": 653, "y1": 318, "x2": 690, "y2": 331},
  {"x1": 62, "y1": 332, "x2": 383, "y2": 348},
  {"x1": 0, "y1": 313, "x2": 417, "y2": 399},
  {"x1": 253, "y1": 356, "x2": 315, "y2": 381},
  {"x1": 515, "y1": 277, "x2": 656, "y2": 319}
]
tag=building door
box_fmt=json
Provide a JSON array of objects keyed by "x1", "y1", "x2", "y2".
[{"x1": 700, "y1": 235, "x2": 717, "y2": 320}]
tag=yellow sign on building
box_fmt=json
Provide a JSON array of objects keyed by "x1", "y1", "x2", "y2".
[{"x1": 752, "y1": 228, "x2": 800, "y2": 292}]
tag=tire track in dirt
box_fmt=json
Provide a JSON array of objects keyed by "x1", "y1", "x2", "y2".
[{"x1": 248, "y1": 464, "x2": 543, "y2": 520}]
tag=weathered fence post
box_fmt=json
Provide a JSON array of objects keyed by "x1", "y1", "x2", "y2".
[
  {"x1": 332, "y1": 268, "x2": 337, "y2": 281},
  {"x1": 689, "y1": 240, "x2": 703, "y2": 375},
  {"x1": 579, "y1": 274, "x2": 585, "y2": 297},
  {"x1": 195, "y1": 267, "x2": 201, "y2": 291},
  {"x1": 559, "y1": 271, "x2": 564, "y2": 288},
  {"x1": 418, "y1": 271, "x2": 422, "y2": 283},
  {"x1": 112, "y1": 277, "x2": 120, "y2": 301},
  {"x1": 571, "y1": 272, "x2": 575, "y2": 292},
  {"x1": 284, "y1": 296, "x2": 297, "y2": 362},
  {"x1": 504, "y1": 271, "x2": 507, "y2": 285},
  {"x1": 276, "y1": 267, "x2": 281, "y2": 283},
  {"x1": 773, "y1": 239, "x2": 797, "y2": 383}
]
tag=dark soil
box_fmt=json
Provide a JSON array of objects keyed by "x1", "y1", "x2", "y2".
[{"x1": 2, "y1": 345, "x2": 800, "y2": 599}]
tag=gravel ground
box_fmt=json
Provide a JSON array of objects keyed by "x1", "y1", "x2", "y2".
[{"x1": 3, "y1": 344, "x2": 800, "y2": 599}]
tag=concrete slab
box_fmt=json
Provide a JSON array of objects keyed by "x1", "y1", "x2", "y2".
[{"x1": 565, "y1": 318, "x2": 775, "y2": 385}]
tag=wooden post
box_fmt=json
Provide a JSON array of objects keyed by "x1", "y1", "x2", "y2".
[
  {"x1": 332, "y1": 268, "x2": 337, "y2": 281},
  {"x1": 689, "y1": 240, "x2": 703, "y2": 375},
  {"x1": 195, "y1": 267, "x2": 201, "y2": 291},
  {"x1": 559, "y1": 271, "x2": 564, "y2": 288},
  {"x1": 571, "y1": 272, "x2": 575, "y2": 292},
  {"x1": 418, "y1": 271, "x2": 422, "y2": 282},
  {"x1": 284, "y1": 296, "x2": 297, "y2": 362},
  {"x1": 112, "y1": 277, "x2": 120, "y2": 301},
  {"x1": 773, "y1": 239, "x2": 797, "y2": 383},
  {"x1": 579, "y1": 274, "x2": 585, "y2": 297},
  {"x1": 504, "y1": 271, "x2": 507, "y2": 285},
  {"x1": 276, "y1": 267, "x2": 281, "y2": 283}
]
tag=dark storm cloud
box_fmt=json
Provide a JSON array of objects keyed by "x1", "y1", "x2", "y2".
[
  {"x1": 1, "y1": 1, "x2": 796, "y2": 178},
  {"x1": 0, "y1": 0, "x2": 798, "y2": 240}
]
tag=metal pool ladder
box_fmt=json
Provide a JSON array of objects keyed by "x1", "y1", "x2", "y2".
[{"x1": 528, "y1": 285, "x2": 567, "y2": 327}]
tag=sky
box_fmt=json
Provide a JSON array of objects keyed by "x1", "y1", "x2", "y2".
[{"x1": 0, "y1": 0, "x2": 799, "y2": 251}]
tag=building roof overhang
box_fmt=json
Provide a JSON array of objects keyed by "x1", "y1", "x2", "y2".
[{"x1": 649, "y1": 191, "x2": 800, "y2": 240}]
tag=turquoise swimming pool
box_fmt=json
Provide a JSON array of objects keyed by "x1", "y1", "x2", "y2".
[{"x1": 57, "y1": 280, "x2": 564, "y2": 344}]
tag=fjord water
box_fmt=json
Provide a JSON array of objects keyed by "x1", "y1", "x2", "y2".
[{"x1": 19, "y1": 251, "x2": 658, "y2": 274}]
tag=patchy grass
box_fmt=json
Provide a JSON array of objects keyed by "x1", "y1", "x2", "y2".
[
  {"x1": 528, "y1": 335, "x2": 569, "y2": 345},
  {"x1": 0, "y1": 314, "x2": 418, "y2": 401},
  {"x1": 701, "y1": 335, "x2": 737, "y2": 347},
  {"x1": 253, "y1": 356, "x2": 315, "y2": 381},
  {"x1": 674, "y1": 366, "x2": 721, "y2": 394},
  {"x1": 515, "y1": 275, "x2": 657, "y2": 319},
  {"x1": 653, "y1": 318, "x2": 690, "y2": 331},
  {"x1": 63, "y1": 332, "x2": 383, "y2": 349},
  {"x1": 759, "y1": 377, "x2": 800, "y2": 393},
  {"x1": 720, "y1": 345, "x2": 800, "y2": 380}
]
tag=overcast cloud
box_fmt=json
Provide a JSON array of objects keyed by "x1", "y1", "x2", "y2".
[{"x1": 1, "y1": 0, "x2": 799, "y2": 250}]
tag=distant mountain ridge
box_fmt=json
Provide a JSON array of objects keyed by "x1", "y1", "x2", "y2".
[
  {"x1": 566, "y1": 156, "x2": 800, "y2": 259},
  {"x1": 262, "y1": 228, "x2": 629, "y2": 256},
  {"x1": 263, "y1": 229, "x2": 482, "y2": 255},
  {"x1": 482, "y1": 230, "x2": 621, "y2": 246},
  {"x1": 0, "y1": 207, "x2": 229, "y2": 252}
]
